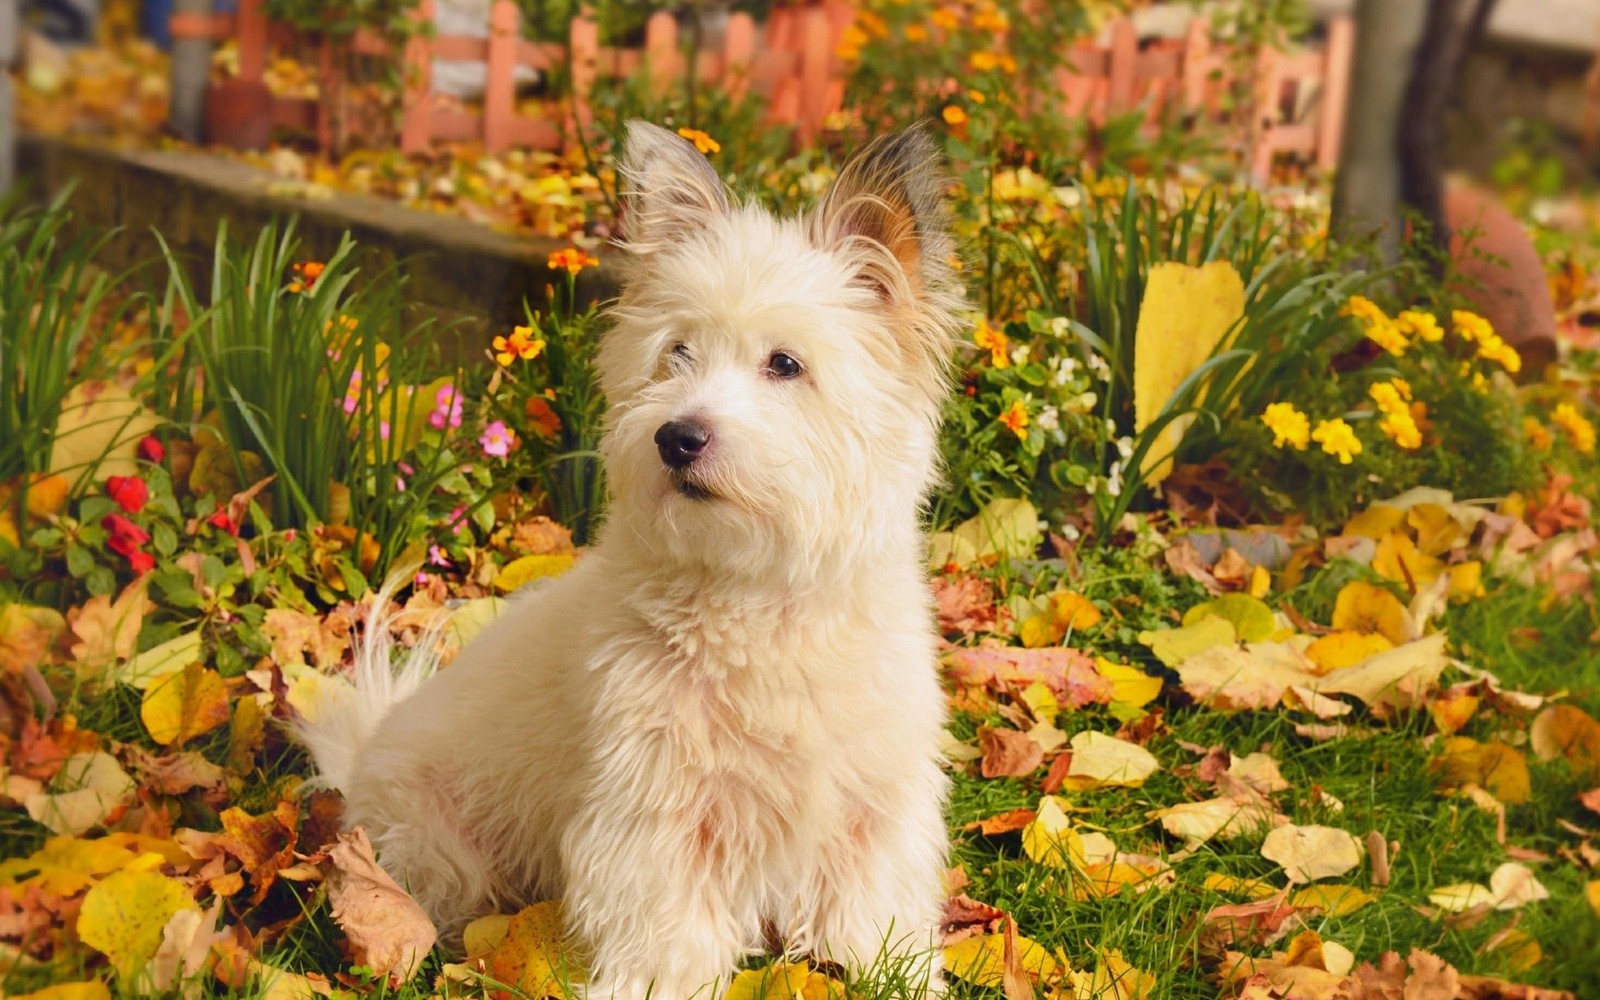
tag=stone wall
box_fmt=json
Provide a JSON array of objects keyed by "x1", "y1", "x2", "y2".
[{"x1": 14, "y1": 132, "x2": 616, "y2": 361}]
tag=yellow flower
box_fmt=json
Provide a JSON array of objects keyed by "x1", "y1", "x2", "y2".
[
  {"x1": 1389, "y1": 377, "x2": 1413, "y2": 400},
  {"x1": 1378, "y1": 409, "x2": 1422, "y2": 449},
  {"x1": 1342, "y1": 295, "x2": 1388, "y2": 326},
  {"x1": 974, "y1": 319, "x2": 1009, "y2": 369},
  {"x1": 547, "y1": 247, "x2": 598, "y2": 276},
  {"x1": 904, "y1": 23, "x2": 928, "y2": 41},
  {"x1": 1395, "y1": 310, "x2": 1443, "y2": 343},
  {"x1": 492, "y1": 325, "x2": 546, "y2": 367},
  {"x1": 1474, "y1": 333, "x2": 1521, "y2": 373},
  {"x1": 969, "y1": 50, "x2": 1000, "y2": 72},
  {"x1": 999, "y1": 399, "x2": 1029, "y2": 440},
  {"x1": 972, "y1": 5, "x2": 1008, "y2": 31},
  {"x1": 930, "y1": 8, "x2": 960, "y2": 30},
  {"x1": 967, "y1": 88, "x2": 987, "y2": 104},
  {"x1": 1343, "y1": 295, "x2": 1406, "y2": 356},
  {"x1": 942, "y1": 105, "x2": 968, "y2": 126},
  {"x1": 1451, "y1": 309, "x2": 1494, "y2": 344},
  {"x1": 1523, "y1": 416, "x2": 1553, "y2": 450},
  {"x1": 1312, "y1": 418, "x2": 1363, "y2": 464},
  {"x1": 1551, "y1": 402, "x2": 1597, "y2": 454},
  {"x1": 1368, "y1": 382, "x2": 1405, "y2": 414},
  {"x1": 675, "y1": 127, "x2": 721, "y2": 155},
  {"x1": 1261, "y1": 402, "x2": 1310, "y2": 450}
]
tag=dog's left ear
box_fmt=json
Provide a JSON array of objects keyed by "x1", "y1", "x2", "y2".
[{"x1": 811, "y1": 124, "x2": 955, "y2": 306}]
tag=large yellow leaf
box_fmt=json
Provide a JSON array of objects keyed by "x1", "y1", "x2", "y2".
[
  {"x1": 68, "y1": 580, "x2": 151, "y2": 681},
  {"x1": 494, "y1": 553, "x2": 577, "y2": 593},
  {"x1": 1094, "y1": 659, "x2": 1162, "y2": 722},
  {"x1": 48, "y1": 384, "x2": 162, "y2": 486},
  {"x1": 1133, "y1": 261, "x2": 1245, "y2": 483},
  {"x1": 1330, "y1": 581, "x2": 1412, "y2": 645},
  {"x1": 943, "y1": 930, "x2": 1057, "y2": 988},
  {"x1": 0, "y1": 836, "x2": 142, "y2": 895},
  {"x1": 487, "y1": 901, "x2": 583, "y2": 999},
  {"x1": 724, "y1": 961, "x2": 813, "y2": 1000},
  {"x1": 1290, "y1": 884, "x2": 1375, "y2": 917},
  {"x1": 78, "y1": 868, "x2": 197, "y2": 981},
  {"x1": 140, "y1": 662, "x2": 231, "y2": 747}
]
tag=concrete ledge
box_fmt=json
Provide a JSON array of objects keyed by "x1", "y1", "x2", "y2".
[{"x1": 14, "y1": 131, "x2": 617, "y2": 356}]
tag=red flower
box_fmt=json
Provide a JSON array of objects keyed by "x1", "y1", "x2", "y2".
[
  {"x1": 102, "y1": 514, "x2": 151, "y2": 560},
  {"x1": 208, "y1": 510, "x2": 240, "y2": 537},
  {"x1": 137, "y1": 435, "x2": 166, "y2": 464},
  {"x1": 127, "y1": 550, "x2": 156, "y2": 575},
  {"x1": 104, "y1": 476, "x2": 149, "y2": 514}
]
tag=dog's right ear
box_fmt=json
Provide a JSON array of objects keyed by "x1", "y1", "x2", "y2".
[{"x1": 617, "y1": 121, "x2": 731, "y2": 256}]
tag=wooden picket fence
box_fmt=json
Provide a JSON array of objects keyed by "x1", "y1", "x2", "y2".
[{"x1": 170, "y1": 0, "x2": 1354, "y2": 181}]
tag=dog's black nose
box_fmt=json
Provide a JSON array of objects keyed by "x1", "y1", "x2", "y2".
[{"x1": 655, "y1": 419, "x2": 711, "y2": 469}]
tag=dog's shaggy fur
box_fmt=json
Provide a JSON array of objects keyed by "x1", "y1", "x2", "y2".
[{"x1": 295, "y1": 121, "x2": 964, "y2": 1000}]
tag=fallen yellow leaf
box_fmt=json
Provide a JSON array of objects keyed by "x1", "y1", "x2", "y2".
[
  {"x1": 0, "y1": 836, "x2": 143, "y2": 895},
  {"x1": 1289, "y1": 884, "x2": 1375, "y2": 916},
  {"x1": 1061, "y1": 731, "x2": 1161, "y2": 790},
  {"x1": 487, "y1": 901, "x2": 583, "y2": 999},
  {"x1": 77, "y1": 867, "x2": 197, "y2": 981},
  {"x1": 140, "y1": 662, "x2": 231, "y2": 747},
  {"x1": 1261, "y1": 824, "x2": 1363, "y2": 883},
  {"x1": 1331, "y1": 580, "x2": 1411, "y2": 644},
  {"x1": 494, "y1": 553, "x2": 577, "y2": 592},
  {"x1": 1530, "y1": 705, "x2": 1600, "y2": 776},
  {"x1": 1431, "y1": 737, "x2": 1532, "y2": 805},
  {"x1": 724, "y1": 961, "x2": 812, "y2": 1000},
  {"x1": 944, "y1": 930, "x2": 1057, "y2": 987},
  {"x1": 1021, "y1": 796, "x2": 1087, "y2": 869},
  {"x1": 1305, "y1": 630, "x2": 1393, "y2": 673},
  {"x1": 1181, "y1": 593, "x2": 1277, "y2": 643}
]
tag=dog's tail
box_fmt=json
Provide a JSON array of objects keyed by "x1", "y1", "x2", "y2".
[{"x1": 290, "y1": 570, "x2": 446, "y2": 791}]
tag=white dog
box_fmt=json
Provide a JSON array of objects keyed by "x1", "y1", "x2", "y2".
[{"x1": 296, "y1": 120, "x2": 963, "y2": 1000}]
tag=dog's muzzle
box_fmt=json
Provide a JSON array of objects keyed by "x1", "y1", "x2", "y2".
[{"x1": 655, "y1": 419, "x2": 712, "y2": 469}]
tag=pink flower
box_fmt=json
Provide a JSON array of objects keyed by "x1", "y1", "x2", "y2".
[
  {"x1": 479, "y1": 420, "x2": 514, "y2": 458},
  {"x1": 429, "y1": 385, "x2": 464, "y2": 430},
  {"x1": 427, "y1": 544, "x2": 451, "y2": 568}
]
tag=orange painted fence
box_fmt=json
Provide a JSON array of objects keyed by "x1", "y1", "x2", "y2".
[{"x1": 171, "y1": 0, "x2": 1354, "y2": 181}]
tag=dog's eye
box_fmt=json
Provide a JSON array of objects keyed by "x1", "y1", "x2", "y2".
[{"x1": 766, "y1": 352, "x2": 803, "y2": 379}]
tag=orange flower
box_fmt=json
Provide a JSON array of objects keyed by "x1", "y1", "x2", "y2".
[
  {"x1": 525, "y1": 396, "x2": 562, "y2": 440},
  {"x1": 675, "y1": 127, "x2": 721, "y2": 155},
  {"x1": 999, "y1": 399, "x2": 1029, "y2": 440},
  {"x1": 546, "y1": 248, "x2": 599, "y2": 276},
  {"x1": 288, "y1": 260, "x2": 325, "y2": 294},
  {"x1": 942, "y1": 105, "x2": 968, "y2": 126},
  {"x1": 973, "y1": 319, "x2": 1009, "y2": 369},
  {"x1": 492, "y1": 325, "x2": 546, "y2": 367}
]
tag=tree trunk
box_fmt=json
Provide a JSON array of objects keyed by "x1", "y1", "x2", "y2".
[
  {"x1": 1331, "y1": 0, "x2": 1498, "y2": 269},
  {"x1": 1397, "y1": 0, "x2": 1496, "y2": 266},
  {"x1": 169, "y1": 0, "x2": 214, "y2": 142},
  {"x1": 1330, "y1": 0, "x2": 1432, "y2": 266}
]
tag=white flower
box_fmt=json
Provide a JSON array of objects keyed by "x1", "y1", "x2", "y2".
[
  {"x1": 1036, "y1": 405, "x2": 1060, "y2": 432},
  {"x1": 1071, "y1": 391, "x2": 1098, "y2": 412},
  {"x1": 1049, "y1": 316, "x2": 1071, "y2": 338},
  {"x1": 1086, "y1": 352, "x2": 1111, "y2": 380},
  {"x1": 1115, "y1": 436, "x2": 1134, "y2": 459},
  {"x1": 1106, "y1": 460, "x2": 1124, "y2": 498},
  {"x1": 1059, "y1": 524, "x2": 1082, "y2": 542},
  {"x1": 1010, "y1": 344, "x2": 1031, "y2": 366}
]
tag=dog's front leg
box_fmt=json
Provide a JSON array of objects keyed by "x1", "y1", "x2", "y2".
[
  {"x1": 809, "y1": 777, "x2": 948, "y2": 995},
  {"x1": 562, "y1": 800, "x2": 748, "y2": 1000}
]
